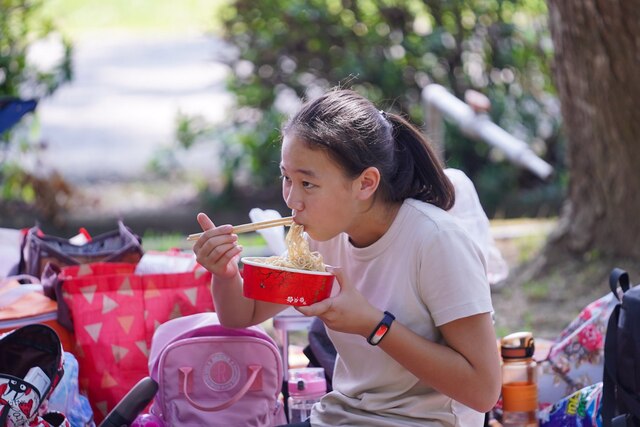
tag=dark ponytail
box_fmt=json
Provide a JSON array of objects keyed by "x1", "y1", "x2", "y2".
[
  {"x1": 385, "y1": 112, "x2": 455, "y2": 210},
  {"x1": 284, "y1": 88, "x2": 455, "y2": 211}
]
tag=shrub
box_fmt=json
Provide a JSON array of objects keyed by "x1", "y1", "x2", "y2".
[
  {"x1": 0, "y1": 0, "x2": 73, "y2": 220},
  {"x1": 202, "y1": 0, "x2": 564, "y2": 216}
]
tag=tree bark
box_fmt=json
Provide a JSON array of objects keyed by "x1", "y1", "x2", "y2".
[{"x1": 546, "y1": 0, "x2": 640, "y2": 260}]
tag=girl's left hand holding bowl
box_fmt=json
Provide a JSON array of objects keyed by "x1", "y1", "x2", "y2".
[{"x1": 297, "y1": 267, "x2": 381, "y2": 338}]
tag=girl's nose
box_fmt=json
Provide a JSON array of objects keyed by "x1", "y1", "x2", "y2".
[{"x1": 284, "y1": 188, "x2": 304, "y2": 212}]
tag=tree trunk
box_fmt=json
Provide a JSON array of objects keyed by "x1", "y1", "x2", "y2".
[{"x1": 545, "y1": 0, "x2": 640, "y2": 260}]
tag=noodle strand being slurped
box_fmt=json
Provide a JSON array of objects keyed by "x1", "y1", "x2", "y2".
[{"x1": 262, "y1": 223, "x2": 325, "y2": 272}]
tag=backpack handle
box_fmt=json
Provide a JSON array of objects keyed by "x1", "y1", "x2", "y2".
[
  {"x1": 179, "y1": 365, "x2": 262, "y2": 412},
  {"x1": 609, "y1": 268, "x2": 630, "y2": 301}
]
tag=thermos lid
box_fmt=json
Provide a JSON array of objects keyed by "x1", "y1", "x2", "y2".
[{"x1": 500, "y1": 331, "x2": 535, "y2": 359}]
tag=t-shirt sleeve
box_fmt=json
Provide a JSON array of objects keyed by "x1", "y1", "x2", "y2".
[{"x1": 418, "y1": 225, "x2": 493, "y2": 326}]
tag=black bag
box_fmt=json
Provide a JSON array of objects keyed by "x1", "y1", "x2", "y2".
[
  {"x1": 602, "y1": 268, "x2": 640, "y2": 427},
  {"x1": 14, "y1": 221, "x2": 143, "y2": 280}
]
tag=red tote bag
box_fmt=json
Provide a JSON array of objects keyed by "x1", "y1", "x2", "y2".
[{"x1": 60, "y1": 262, "x2": 214, "y2": 423}]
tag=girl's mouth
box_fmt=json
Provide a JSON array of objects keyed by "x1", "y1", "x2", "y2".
[{"x1": 292, "y1": 213, "x2": 302, "y2": 226}]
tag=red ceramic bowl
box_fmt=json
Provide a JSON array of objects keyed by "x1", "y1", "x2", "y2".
[{"x1": 241, "y1": 257, "x2": 334, "y2": 306}]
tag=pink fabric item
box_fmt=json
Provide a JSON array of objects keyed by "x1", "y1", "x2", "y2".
[{"x1": 537, "y1": 292, "x2": 617, "y2": 408}]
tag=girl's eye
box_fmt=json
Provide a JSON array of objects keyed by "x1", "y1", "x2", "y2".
[
  {"x1": 280, "y1": 175, "x2": 291, "y2": 183},
  {"x1": 302, "y1": 181, "x2": 316, "y2": 189}
]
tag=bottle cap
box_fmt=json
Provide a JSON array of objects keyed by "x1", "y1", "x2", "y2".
[
  {"x1": 288, "y1": 368, "x2": 327, "y2": 397},
  {"x1": 500, "y1": 331, "x2": 535, "y2": 359}
]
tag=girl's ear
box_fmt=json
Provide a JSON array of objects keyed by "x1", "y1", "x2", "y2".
[{"x1": 355, "y1": 166, "x2": 380, "y2": 200}]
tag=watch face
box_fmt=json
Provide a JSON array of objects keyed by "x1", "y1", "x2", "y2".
[
  {"x1": 371, "y1": 324, "x2": 389, "y2": 345},
  {"x1": 368, "y1": 312, "x2": 395, "y2": 345}
]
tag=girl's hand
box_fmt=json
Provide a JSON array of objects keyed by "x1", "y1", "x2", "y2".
[
  {"x1": 296, "y1": 267, "x2": 381, "y2": 337},
  {"x1": 193, "y1": 213, "x2": 242, "y2": 280}
]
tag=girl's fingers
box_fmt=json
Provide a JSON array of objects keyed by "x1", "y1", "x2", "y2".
[
  {"x1": 297, "y1": 269, "x2": 344, "y2": 318},
  {"x1": 296, "y1": 298, "x2": 332, "y2": 317},
  {"x1": 194, "y1": 214, "x2": 234, "y2": 246},
  {"x1": 197, "y1": 212, "x2": 215, "y2": 231},
  {"x1": 199, "y1": 241, "x2": 238, "y2": 266},
  {"x1": 326, "y1": 266, "x2": 345, "y2": 291},
  {"x1": 192, "y1": 214, "x2": 242, "y2": 279}
]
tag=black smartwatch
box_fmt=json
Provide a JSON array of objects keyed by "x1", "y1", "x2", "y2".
[{"x1": 367, "y1": 311, "x2": 395, "y2": 346}]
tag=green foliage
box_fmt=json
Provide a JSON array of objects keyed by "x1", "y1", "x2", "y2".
[
  {"x1": 209, "y1": 0, "x2": 564, "y2": 216},
  {"x1": 40, "y1": 0, "x2": 225, "y2": 35},
  {"x1": 0, "y1": 1, "x2": 72, "y2": 99},
  {"x1": 1, "y1": 0, "x2": 73, "y2": 217},
  {"x1": 1, "y1": 162, "x2": 34, "y2": 202}
]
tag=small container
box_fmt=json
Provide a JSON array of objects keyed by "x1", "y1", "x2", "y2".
[
  {"x1": 287, "y1": 368, "x2": 327, "y2": 423},
  {"x1": 241, "y1": 257, "x2": 334, "y2": 306},
  {"x1": 500, "y1": 331, "x2": 538, "y2": 427}
]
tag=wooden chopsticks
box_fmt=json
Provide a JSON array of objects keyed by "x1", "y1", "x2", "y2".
[{"x1": 187, "y1": 216, "x2": 294, "y2": 241}]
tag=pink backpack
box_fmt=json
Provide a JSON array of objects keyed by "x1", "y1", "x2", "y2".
[{"x1": 148, "y1": 312, "x2": 287, "y2": 426}]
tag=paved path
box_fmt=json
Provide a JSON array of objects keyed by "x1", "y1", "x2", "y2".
[{"x1": 37, "y1": 32, "x2": 233, "y2": 183}]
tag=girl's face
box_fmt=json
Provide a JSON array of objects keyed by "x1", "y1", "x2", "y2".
[{"x1": 280, "y1": 134, "x2": 362, "y2": 241}]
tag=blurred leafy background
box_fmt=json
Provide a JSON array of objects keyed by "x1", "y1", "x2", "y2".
[
  {"x1": 2, "y1": 0, "x2": 565, "y2": 224},
  {"x1": 205, "y1": 0, "x2": 565, "y2": 218},
  {"x1": 1, "y1": 0, "x2": 72, "y2": 214}
]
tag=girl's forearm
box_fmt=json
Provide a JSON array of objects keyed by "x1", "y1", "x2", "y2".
[
  {"x1": 211, "y1": 274, "x2": 289, "y2": 327},
  {"x1": 211, "y1": 274, "x2": 257, "y2": 327},
  {"x1": 378, "y1": 314, "x2": 501, "y2": 412}
]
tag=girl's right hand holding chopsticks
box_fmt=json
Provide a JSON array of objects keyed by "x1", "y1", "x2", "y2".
[{"x1": 193, "y1": 213, "x2": 242, "y2": 280}]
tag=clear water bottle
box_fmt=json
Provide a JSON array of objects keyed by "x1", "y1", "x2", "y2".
[
  {"x1": 287, "y1": 367, "x2": 327, "y2": 423},
  {"x1": 500, "y1": 331, "x2": 538, "y2": 427}
]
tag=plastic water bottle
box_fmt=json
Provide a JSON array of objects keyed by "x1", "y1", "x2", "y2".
[
  {"x1": 287, "y1": 367, "x2": 327, "y2": 423},
  {"x1": 500, "y1": 331, "x2": 538, "y2": 427}
]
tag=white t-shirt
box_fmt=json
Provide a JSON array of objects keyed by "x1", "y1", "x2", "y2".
[{"x1": 308, "y1": 198, "x2": 493, "y2": 427}]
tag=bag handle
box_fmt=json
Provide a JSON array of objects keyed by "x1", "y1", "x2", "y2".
[
  {"x1": 609, "y1": 268, "x2": 630, "y2": 301},
  {"x1": 179, "y1": 365, "x2": 262, "y2": 412}
]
